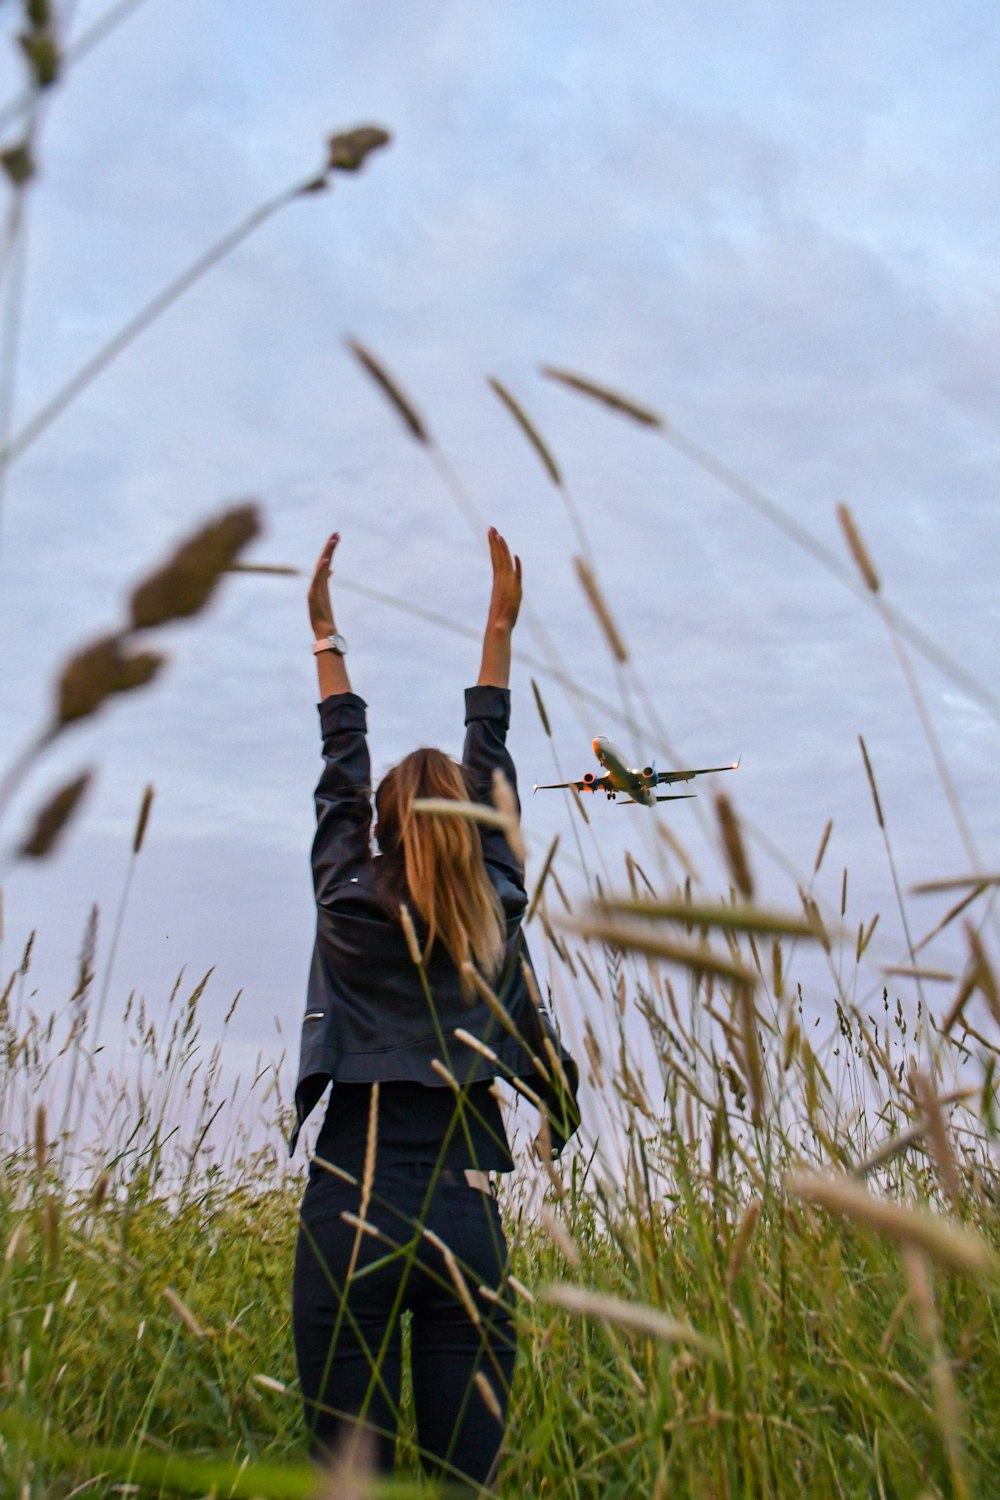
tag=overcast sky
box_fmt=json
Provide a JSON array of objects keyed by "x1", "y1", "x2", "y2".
[{"x1": 1, "y1": 0, "x2": 997, "y2": 1155}]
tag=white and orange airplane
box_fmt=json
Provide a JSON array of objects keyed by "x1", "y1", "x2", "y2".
[{"x1": 534, "y1": 737, "x2": 739, "y2": 807}]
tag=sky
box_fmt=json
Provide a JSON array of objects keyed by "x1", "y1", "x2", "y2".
[{"x1": 0, "y1": 0, "x2": 997, "y2": 1161}]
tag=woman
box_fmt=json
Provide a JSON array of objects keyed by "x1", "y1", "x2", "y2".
[{"x1": 291, "y1": 526, "x2": 579, "y2": 1490}]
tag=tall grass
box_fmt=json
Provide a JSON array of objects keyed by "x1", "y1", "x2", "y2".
[{"x1": 3, "y1": 762, "x2": 999, "y2": 1497}]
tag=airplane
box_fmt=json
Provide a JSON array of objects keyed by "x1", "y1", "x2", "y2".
[{"x1": 533, "y1": 737, "x2": 739, "y2": 807}]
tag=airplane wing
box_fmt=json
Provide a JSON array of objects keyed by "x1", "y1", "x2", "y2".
[
  {"x1": 533, "y1": 776, "x2": 613, "y2": 794},
  {"x1": 655, "y1": 758, "x2": 739, "y2": 786}
]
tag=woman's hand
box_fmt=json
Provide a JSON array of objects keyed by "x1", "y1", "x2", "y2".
[
  {"x1": 477, "y1": 527, "x2": 520, "y2": 688},
  {"x1": 485, "y1": 527, "x2": 522, "y2": 635},
  {"x1": 308, "y1": 531, "x2": 339, "y2": 638},
  {"x1": 309, "y1": 532, "x2": 352, "y2": 699}
]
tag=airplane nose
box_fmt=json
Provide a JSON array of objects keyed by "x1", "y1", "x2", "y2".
[{"x1": 592, "y1": 737, "x2": 601, "y2": 756}]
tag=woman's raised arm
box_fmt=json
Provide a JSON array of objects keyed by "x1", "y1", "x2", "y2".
[
  {"x1": 309, "y1": 531, "x2": 353, "y2": 699},
  {"x1": 476, "y1": 526, "x2": 522, "y2": 689}
]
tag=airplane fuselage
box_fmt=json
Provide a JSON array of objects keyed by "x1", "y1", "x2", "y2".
[{"x1": 592, "y1": 737, "x2": 654, "y2": 805}]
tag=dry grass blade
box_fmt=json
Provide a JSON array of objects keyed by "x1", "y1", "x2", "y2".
[
  {"x1": 883, "y1": 965, "x2": 956, "y2": 982},
  {"x1": 963, "y1": 922, "x2": 1000, "y2": 1028},
  {"x1": 491, "y1": 769, "x2": 526, "y2": 865},
  {"x1": 133, "y1": 783, "x2": 154, "y2": 855},
  {"x1": 852, "y1": 1124, "x2": 926, "y2": 1177},
  {"x1": 526, "y1": 834, "x2": 560, "y2": 924},
  {"x1": 458, "y1": 964, "x2": 534, "y2": 1058},
  {"x1": 736, "y1": 981, "x2": 764, "y2": 1122},
  {"x1": 56, "y1": 635, "x2": 164, "y2": 727},
  {"x1": 836, "y1": 503, "x2": 881, "y2": 593},
  {"x1": 900, "y1": 1247, "x2": 971, "y2": 1500},
  {"x1": 161, "y1": 1286, "x2": 209, "y2": 1339},
  {"x1": 226, "y1": 561, "x2": 301, "y2": 576},
  {"x1": 911, "y1": 1068, "x2": 963, "y2": 1212},
  {"x1": 251, "y1": 1374, "x2": 288, "y2": 1395},
  {"x1": 655, "y1": 818, "x2": 699, "y2": 881},
  {"x1": 327, "y1": 124, "x2": 391, "y2": 172},
  {"x1": 813, "y1": 818, "x2": 833, "y2": 876},
  {"x1": 715, "y1": 793, "x2": 754, "y2": 899},
  {"x1": 915, "y1": 885, "x2": 985, "y2": 952},
  {"x1": 939, "y1": 960, "x2": 980, "y2": 1035},
  {"x1": 569, "y1": 914, "x2": 758, "y2": 987},
  {"x1": 544, "y1": 1284, "x2": 720, "y2": 1356},
  {"x1": 129, "y1": 503, "x2": 261, "y2": 630},
  {"x1": 574, "y1": 556, "x2": 628, "y2": 663},
  {"x1": 787, "y1": 1171, "x2": 995, "y2": 1274},
  {"x1": 592, "y1": 896, "x2": 819, "y2": 940},
  {"x1": 488, "y1": 376, "x2": 562, "y2": 486},
  {"x1": 912, "y1": 874, "x2": 1000, "y2": 895},
  {"x1": 423, "y1": 1229, "x2": 481, "y2": 1327},
  {"x1": 34, "y1": 1102, "x2": 47, "y2": 1176},
  {"x1": 345, "y1": 337, "x2": 428, "y2": 443},
  {"x1": 453, "y1": 1027, "x2": 499, "y2": 1063},
  {"x1": 5, "y1": 1221, "x2": 27, "y2": 1263},
  {"x1": 530, "y1": 676, "x2": 552, "y2": 737},
  {"x1": 726, "y1": 1198, "x2": 762, "y2": 1290},
  {"x1": 540, "y1": 366, "x2": 665, "y2": 428},
  {"x1": 412, "y1": 796, "x2": 518, "y2": 839},
  {"x1": 539, "y1": 1207, "x2": 580, "y2": 1266},
  {"x1": 858, "y1": 735, "x2": 885, "y2": 830},
  {"x1": 19, "y1": 771, "x2": 93, "y2": 858},
  {"x1": 312, "y1": 1425, "x2": 377, "y2": 1500},
  {"x1": 473, "y1": 1371, "x2": 503, "y2": 1423},
  {"x1": 397, "y1": 903, "x2": 424, "y2": 966}
]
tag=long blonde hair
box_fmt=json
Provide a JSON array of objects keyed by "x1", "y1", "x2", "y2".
[{"x1": 375, "y1": 748, "x2": 506, "y2": 998}]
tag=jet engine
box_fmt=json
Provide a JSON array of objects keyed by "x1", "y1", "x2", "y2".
[{"x1": 582, "y1": 771, "x2": 596, "y2": 788}]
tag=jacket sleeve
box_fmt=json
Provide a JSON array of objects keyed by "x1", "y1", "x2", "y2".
[
  {"x1": 312, "y1": 692, "x2": 373, "y2": 905},
  {"x1": 462, "y1": 685, "x2": 523, "y2": 883}
]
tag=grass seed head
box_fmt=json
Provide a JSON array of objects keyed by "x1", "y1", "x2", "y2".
[
  {"x1": 788, "y1": 1170, "x2": 996, "y2": 1275},
  {"x1": 541, "y1": 366, "x2": 665, "y2": 428},
  {"x1": 133, "y1": 784, "x2": 155, "y2": 854},
  {"x1": 474, "y1": 1371, "x2": 503, "y2": 1422},
  {"x1": 56, "y1": 634, "x2": 163, "y2": 727},
  {"x1": 327, "y1": 123, "x2": 391, "y2": 172},
  {"x1": 544, "y1": 1283, "x2": 720, "y2": 1355},
  {"x1": 397, "y1": 903, "x2": 423, "y2": 967},
  {"x1": 161, "y1": 1286, "x2": 208, "y2": 1339},
  {"x1": 346, "y1": 337, "x2": 428, "y2": 444},
  {"x1": 715, "y1": 793, "x2": 754, "y2": 899},
  {"x1": 836, "y1": 502, "x2": 881, "y2": 593},
  {"x1": 129, "y1": 503, "x2": 261, "y2": 629},
  {"x1": 573, "y1": 556, "x2": 629, "y2": 663},
  {"x1": 488, "y1": 377, "x2": 562, "y2": 486},
  {"x1": 34, "y1": 1102, "x2": 47, "y2": 1176},
  {"x1": 540, "y1": 1207, "x2": 580, "y2": 1266},
  {"x1": 19, "y1": 771, "x2": 94, "y2": 858},
  {"x1": 530, "y1": 676, "x2": 552, "y2": 737},
  {"x1": 491, "y1": 768, "x2": 525, "y2": 865},
  {"x1": 725, "y1": 1198, "x2": 762, "y2": 1290},
  {"x1": 858, "y1": 735, "x2": 885, "y2": 830}
]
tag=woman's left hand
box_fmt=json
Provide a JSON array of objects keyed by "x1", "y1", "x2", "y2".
[{"x1": 308, "y1": 532, "x2": 339, "y2": 637}]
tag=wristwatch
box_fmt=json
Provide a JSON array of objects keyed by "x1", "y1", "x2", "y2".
[{"x1": 312, "y1": 633, "x2": 349, "y2": 656}]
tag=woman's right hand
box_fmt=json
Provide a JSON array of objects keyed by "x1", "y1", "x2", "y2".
[
  {"x1": 308, "y1": 532, "x2": 339, "y2": 638},
  {"x1": 485, "y1": 527, "x2": 522, "y2": 634}
]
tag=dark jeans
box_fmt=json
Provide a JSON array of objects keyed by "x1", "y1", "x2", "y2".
[{"x1": 292, "y1": 1162, "x2": 516, "y2": 1490}]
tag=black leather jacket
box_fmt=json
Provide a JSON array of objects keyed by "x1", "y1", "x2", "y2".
[{"x1": 290, "y1": 684, "x2": 580, "y2": 1154}]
